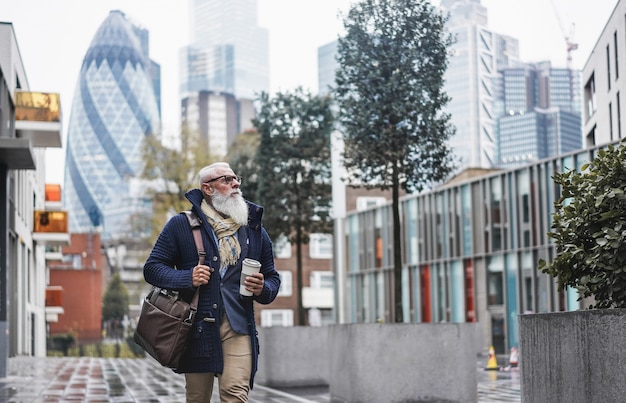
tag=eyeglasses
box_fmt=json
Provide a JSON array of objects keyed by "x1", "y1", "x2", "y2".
[{"x1": 204, "y1": 175, "x2": 242, "y2": 185}]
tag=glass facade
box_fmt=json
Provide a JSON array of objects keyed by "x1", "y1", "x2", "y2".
[
  {"x1": 317, "y1": 40, "x2": 338, "y2": 96},
  {"x1": 339, "y1": 143, "x2": 613, "y2": 353},
  {"x1": 497, "y1": 63, "x2": 583, "y2": 168},
  {"x1": 181, "y1": 0, "x2": 269, "y2": 100},
  {"x1": 442, "y1": 1, "x2": 520, "y2": 171},
  {"x1": 63, "y1": 11, "x2": 161, "y2": 238}
]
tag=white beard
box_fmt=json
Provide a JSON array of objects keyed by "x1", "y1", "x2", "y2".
[{"x1": 212, "y1": 190, "x2": 249, "y2": 226}]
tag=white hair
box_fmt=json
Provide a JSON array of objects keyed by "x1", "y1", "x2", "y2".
[{"x1": 198, "y1": 162, "x2": 231, "y2": 186}]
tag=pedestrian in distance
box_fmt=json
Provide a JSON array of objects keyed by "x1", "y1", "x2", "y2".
[{"x1": 144, "y1": 162, "x2": 281, "y2": 402}]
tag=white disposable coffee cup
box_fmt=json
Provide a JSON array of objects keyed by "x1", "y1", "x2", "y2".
[{"x1": 240, "y1": 258, "x2": 261, "y2": 296}]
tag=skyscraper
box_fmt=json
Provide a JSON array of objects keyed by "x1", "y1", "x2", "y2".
[
  {"x1": 497, "y1": 62, "x2": 582, "y2": 167},
  {"x1": 318, "y1": 40, "x2": 338, "y2": 96},
  {"x1": 181, "y1": 0, "x2": 269, "y2": 99},
  {"x1": 180, "y1": 0, "x2": 269, "y2": 156},
  {"x1": 63, "y1": 10, "x2": 161, "y2": 239},
  {"x1": 440, "y1": 0, "x2": 521, "y2": 171}
]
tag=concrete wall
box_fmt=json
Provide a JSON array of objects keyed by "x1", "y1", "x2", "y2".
[
  {"x1": 519, "y1": 309, "x2": 626, "y2": 403},
  {"x1": 256, "y1": 326, "x2": 330, "y2": 387},
  {"x1": 258, "y1": 323, "x2": 478, "y2": 402},
  {"x1": 329, "y1": 323, "x2": 477, "y2": 403}
]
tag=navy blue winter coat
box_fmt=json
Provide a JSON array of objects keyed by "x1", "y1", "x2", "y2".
[{"x1": 143, "y1": 188, "x2": 281, "y2": 387}]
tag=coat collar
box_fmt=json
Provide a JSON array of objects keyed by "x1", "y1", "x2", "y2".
[{"x1": 184, "y1": 188, "x2": 263, "y2": 230}]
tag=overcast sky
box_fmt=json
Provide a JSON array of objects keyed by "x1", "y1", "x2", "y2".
[{"x1": 1, "y1": 0, "x2": 619, "y2": 184}]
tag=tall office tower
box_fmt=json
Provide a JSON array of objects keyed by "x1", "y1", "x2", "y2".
[
  {"x1": 64, "y1": 10, "x2": 161, "y2": 239},
  {"x1": 181, "y1": 91, "x2": 238, "y2": 156},
  {"x1": 440, "y1": 0, "x2": 520, "y2": 171},
  {"x1": 318, "y1": 40, "x2": 338, "y2": 96},
  {"x1": 497, "y1": 61, "x2": 582, "y2": 167},
  {"x1": 180, "y1": 0, "x2": 269, "y2": 155},
  {"x1": 182, "y1": 0, "x2": 268, "y2": 99}
]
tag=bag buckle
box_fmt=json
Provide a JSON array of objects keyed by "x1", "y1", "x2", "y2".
[{"x1": 184, "y1": 308, "x2": 197, "y2": 324}]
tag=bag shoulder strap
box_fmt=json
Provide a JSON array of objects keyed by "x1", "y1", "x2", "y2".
[
  {"x1": 181, "y1": 210, "x2": 203, "y2": 308},
  {"x1": 182, "y1": 210, "x2": 205, "y2": 264}
]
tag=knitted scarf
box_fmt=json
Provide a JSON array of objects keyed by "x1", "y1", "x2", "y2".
[{"x1": 201, "y1": 199, "x2": 241, "y2": 266}]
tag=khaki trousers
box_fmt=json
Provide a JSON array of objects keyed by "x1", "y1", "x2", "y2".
[{"x1": 185, "y1": 315, "x2": 252, "y2": 402}]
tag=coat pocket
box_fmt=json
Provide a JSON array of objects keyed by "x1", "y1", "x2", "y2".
[{"x1": 187, "y1": 317, "x2": 218, "y2": 358}]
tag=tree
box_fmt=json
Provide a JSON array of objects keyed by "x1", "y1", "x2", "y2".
[
  {"x1": 226, "y1": 129, "x2": 261, "y2": 203},
  {"x1": 141, "y1": 127, "x2": 217, "y2": 241},
  {"x1": 539, "y1": 140, "x2": 626, "y2": 309},
  {"x1": 102, "y1": 272, "x2": 130, "y2": 339},
  {"x1": 254, "y1": 88, "x2": 334, "y2": 325},
  {"x1": 334, "y1": 0, "x2": 456, "y2": 322}
]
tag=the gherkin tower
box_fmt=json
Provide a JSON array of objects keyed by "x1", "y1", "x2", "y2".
[{"x1": 64, "y1": 10, "x2": 161, "y2": 239}]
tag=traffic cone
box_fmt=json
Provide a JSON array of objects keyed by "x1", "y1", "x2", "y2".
[
  {"x1": 508, "y1": 346, "x2": 518, "y2": 368},
  {"x1": 485, "y1": 345, "x2": 498, "y2": 370}
]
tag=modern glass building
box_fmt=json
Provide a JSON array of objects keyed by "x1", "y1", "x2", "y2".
[
  {"x1": 318, "y1": 40, "x2": 338, "y2": 96},
  {"x1": 496, "y1": 62, "x2": 582, "y2": 167},
  {"x1": 179, "y1": 0, "x2": 268, "y2": 157},
  {"x1": 335, "y1": 143, "x2": 606, "y2": 354},
  {"x1": 180, "y1": 0, "x2": 269, "y2": 100},
  {"x1": 63, "y1": 10, "x2": 161, "y2": 239},
  {"x1": 440, "y1": 0, "x2": 521, "y2": 171}
]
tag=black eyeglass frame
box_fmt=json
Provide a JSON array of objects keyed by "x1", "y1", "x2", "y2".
[{"x1": 203, "y1": 175, "x2": 242, "y2": 185}]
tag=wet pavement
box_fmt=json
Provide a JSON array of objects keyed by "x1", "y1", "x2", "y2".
[{"x1": 0, "y1": 356, "x2": 520, "y2": 402}]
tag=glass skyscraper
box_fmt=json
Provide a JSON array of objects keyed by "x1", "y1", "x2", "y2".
[
  {"x1": 497, "y1": 62, "x2": 582, "y2": 167},
  {"x1": 179, "y1": 0, "x2": 268, "y2": 157},
  {"x1": 441, "y1": 0, "x2": 521, "y2": 171},
  {"x1": 180, "y1": 0, "x2": 269, "y2": 100},
  {"x1": 64, "y1": 10, "x2": 161, "y2": 239},
  {"x1": 318, "y1": 40, "x2": 338, "y2": 96}
]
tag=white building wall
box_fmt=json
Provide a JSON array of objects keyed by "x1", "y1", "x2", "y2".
[
  {"x1": 0, "y1": 23, "x2": 48, "y2": 359},
  {"x1": 582, "y1": 0, "x2": 625, "y2": 146}
]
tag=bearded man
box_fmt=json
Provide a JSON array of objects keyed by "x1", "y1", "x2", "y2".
[{"x1": 144, "y1": 162, "x2": 281, "y2": 402}]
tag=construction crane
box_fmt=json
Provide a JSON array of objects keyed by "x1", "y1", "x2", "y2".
[
  {"x1": 550, "y1": 0, "x2": 579, "y2": 107},
  {"x1": 550, "y1": 0, "x2": 579, "y2": 69}
]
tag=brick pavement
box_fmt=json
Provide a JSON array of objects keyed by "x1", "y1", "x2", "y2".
[{"x1": 0, "y1": 356, "x2": 519, "y2": 402}]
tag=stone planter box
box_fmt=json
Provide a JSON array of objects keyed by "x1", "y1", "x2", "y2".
[
  {"x1": 256, "y1": 326, "x2": 330, "y2": 387},
  {"x1": 328, "y1": 323, "x2": 477, "y2": 403},
  {"x1": 257, "y1": 323, "x2": 477, "y2": 402},
  {"x1": 519, "y1": 309, "x2": 626, "y2": 403}
]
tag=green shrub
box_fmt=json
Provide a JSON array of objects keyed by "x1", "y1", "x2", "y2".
[
  {"x1": 126, "y1": 336, "x2": 146, "y2": 357},
  {"x1": 539, "y1": 140, "x2": 626, "y2": 308},
  {"x1": 47, "y1": 333, "x2": 76, "y2": 356},
  {"x1": 46, "y1": 337, "x2": 145, "y2": 358}
]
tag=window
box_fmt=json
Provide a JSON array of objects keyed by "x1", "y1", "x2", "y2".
[
  {"x1": 606, "y1": 44, "x2": 611, "y2": 90},
  {"x1": 62, "y1": 254, "x2": 82, "y2": 269},
  {"x1": 617, "y1": 92, "x2": 622, "y2": 138},
  {"x1": 356, "y1": 196, "x2": 386, "y2": 211},
  {"x1": 609, "y1": 102, "x2": 614, "y2": 141},
  {"x1": 309, "y1": 233, "x2": 333, "y2": 259},
  {"x1": 615, "y1": 31, "x2": 619, "y2": 79},
  {"x1": 277, "y1": 270, "x2": 292, "y2": 297},
  {"x1": 273, "y1": 234, "x2": 291, "y2": 259},
  {"x1": 261, "y1": 309, "x2": 294, "y2": 327},
  {"x1": 310, "y1": 271, "x2": 334, "y2": 289},
  {"x1": 487, "y1": 256, "x2": 504, "y2": 305},
  {"x1": 584, "y1": 74, "x2": 596, "y2": 121}
]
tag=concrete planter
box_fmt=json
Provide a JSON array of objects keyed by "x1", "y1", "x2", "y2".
[
  {"x1": 257, "y1": 323, "x2": 477, "y2": 402},
  {"x1": 256, "y1": 326, "x2": 330, "y2": 387},
  {"x1": 519, "y1": 309, "x2": 626, "y2": 403},
  {"x1": 328, "y1": 323, "x2": 477, "y2": 403}
]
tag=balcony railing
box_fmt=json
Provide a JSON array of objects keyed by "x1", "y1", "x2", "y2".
[
  {"x1": 14, "y1": 91, "x2": 62, "y2": 148},
  {"x1": 32, "y1": 210, "x2": 70, "y2": 246}
]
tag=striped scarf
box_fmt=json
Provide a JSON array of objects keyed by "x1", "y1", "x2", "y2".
[{"x1": 201, "y1": 199, "x2": 241, "y2": 266}]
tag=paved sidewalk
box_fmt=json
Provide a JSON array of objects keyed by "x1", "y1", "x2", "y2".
[{"x1": 0, "y1": 356, "x2": 520, "y2": 402}]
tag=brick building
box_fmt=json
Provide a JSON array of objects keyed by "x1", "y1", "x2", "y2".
[{"x1": 48, "y1": 233, "x2": 107, "y2": 344}]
